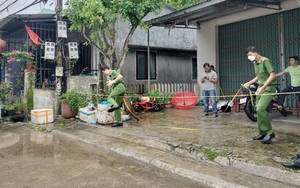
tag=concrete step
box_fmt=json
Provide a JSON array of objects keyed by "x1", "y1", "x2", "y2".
[{"x1": 52, "y1": 123, "x2": 299, "y2": 188}]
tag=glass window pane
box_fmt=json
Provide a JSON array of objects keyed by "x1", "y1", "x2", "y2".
[
  {"x1": 192, "y1": 58, "x2": 197, "y2": 79},
  {"x1": 150, "y1": 52, "x2": 156, "y2": 79},
  {"x1": 137, "y1": 52, "x2": 146, "y2": 79}
]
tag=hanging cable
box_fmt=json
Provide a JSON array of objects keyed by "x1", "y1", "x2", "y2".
[
  {"x1": 0, "y1": 0, "x2": 10, "y2": 7},
  {"x1": 0, "y1": 0, "x2": 18, "y2": 13}
]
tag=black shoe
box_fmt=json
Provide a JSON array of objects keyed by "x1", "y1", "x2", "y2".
[
  {"x1": 111, "y1": 122, "x2": 123, "y2": 127},
  {"x1": 252, "y1": 134, "x2": 266, "y2": 140},
  {"x1": 108, "y1": 105, "x2": 119, "y2": 112},
  {"x1": 282, "y1": 159, "x2": 300, "y2": 169},
  {"x1": 261, "y1": 133, "x2": 275, "y2": 144},
  {"x1": 278, "y1": 108, "x2": 288, "y2": 117}
]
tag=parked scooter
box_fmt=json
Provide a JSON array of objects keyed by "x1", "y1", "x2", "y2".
[{"x1": 239, "y1": 83, "x2": 289, "y2": 122}]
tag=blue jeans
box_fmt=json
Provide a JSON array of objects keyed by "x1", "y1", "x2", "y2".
[{"x1": 202, "y1": 90, "x2": 217, "y2": 115}]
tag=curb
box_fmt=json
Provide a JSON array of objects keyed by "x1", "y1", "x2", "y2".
[
  {"x1": 73, "y1": 123, "x2": 300, "y2": 187},
  {"x1": 52, "y1": 129, "x2": 248, "y2": 188},
  {"x1": 214, "y1": 156, "x2": 300, "y2": 187}
]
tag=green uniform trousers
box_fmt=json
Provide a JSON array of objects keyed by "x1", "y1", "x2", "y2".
[
  {"x1": 256, "y1": 86, "x2": 276, "y2": 135},
  {"x1": 107, "y1": 83, "x2": 126, "y2": 123}
]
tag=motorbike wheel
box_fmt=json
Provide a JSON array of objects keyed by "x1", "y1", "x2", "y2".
[
  {"x1": 245, "y1": 99, "x2": 257, "y2": 122},
  {"x1": 154, "y1": 105, "x2": 160, "y2": 111}
]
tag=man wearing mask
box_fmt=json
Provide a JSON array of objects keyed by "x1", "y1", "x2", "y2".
[
  {"x1": 201, "y1": 63, "x2": 218, "y2": 118},
  {"x1": 102, "y1": 65, "x2": 126, "y2": 127},
  {"x1": 243, "y1": 46, "x2": 276, "y2": 144}
]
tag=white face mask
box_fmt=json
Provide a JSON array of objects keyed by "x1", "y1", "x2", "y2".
[{"x1": 248, "y1": 55, "x2": 256, "y2": 61}]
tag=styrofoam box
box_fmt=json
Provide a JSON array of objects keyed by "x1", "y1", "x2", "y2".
[
  {"x1": 31, "y1": 109, "x2": 54, "y2": 124},
  {"x1": 96, "y1": 108, "x2": 115, "y2": 125},
  {"x1": 79, "y1": 107, "x2": 96, "y2": 122}
]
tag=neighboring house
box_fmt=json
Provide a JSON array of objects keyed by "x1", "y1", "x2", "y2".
[
  {"x1": 1, "y1": 3, "x2": 198, "y2": 95},
  {"x1": 147, "y1": 0, "x2": 300, "y2": 108},
  {"x1": 118, "y1": 5, "x2": 197, "y2": 87},
  {"x1": 0, "y1": 2, "x2": 197, "y2": 108}
]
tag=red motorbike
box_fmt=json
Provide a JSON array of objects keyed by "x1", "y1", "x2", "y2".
[{"x1": 134, "y1": 98, "x2": 161, "y2": 112}]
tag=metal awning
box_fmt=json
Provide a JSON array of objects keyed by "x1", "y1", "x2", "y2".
[
  {"x1": 146, "y1": 0, "x2": 284, "y2": 29},
  {"x1": 0, "y1": 14, "x2": 56, "y2": 34}
]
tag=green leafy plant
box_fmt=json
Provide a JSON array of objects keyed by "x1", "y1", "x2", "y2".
[
  {"x1": 3, "y1": 101, "x2": 15, "y2": 111},
  {"x1": 59, "y1": 87, "x2": 90, "y2": 112},
  {"x1": 26, "y1": 72, "x2": 35, "y2": 113},
  {"x1": 27, "y1": 90, "x2": 34, "y2": 112},
  {"x1": 147, "y1": 90, "x2": 174, "y2": 105},
  {"x1": 200, "y1": 148, "x2": 227, "y2": 161},
  {"x1": 126, "y1": 92, "x2": 141, "y2": 105},
  {"x1": 3, "y1": 50, "x2": 35, "y2": 63},
  {"x1": 0, "y1": 82, "x2": 12, "y2": 103},
  {"x1": 14, "y1": 101, "x2": 24, "y2": 111}
]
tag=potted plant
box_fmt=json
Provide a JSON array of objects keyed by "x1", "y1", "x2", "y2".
[
  {"x1": 147, "y1": 90, "x2": 174, "y2": 108},
  {"x1": 3, "y1": 50, "x2": 36, "y2": 70},
  {"x1": 59, "y1": 87, "x2": 90, "y2": 118},
  {"x1": 4, "y1": 101, "x2": 15, "y2": 116},
  {"x1": 14, "y1": 101, "x2": 24, "y2": 115},
  {"x1": 0, "y1": 82, "x2": 12, "y2": 116}
]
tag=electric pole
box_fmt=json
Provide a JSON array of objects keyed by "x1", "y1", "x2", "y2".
[{"x1": 54, "y1": 0, "x2": 63, "y2": 115}]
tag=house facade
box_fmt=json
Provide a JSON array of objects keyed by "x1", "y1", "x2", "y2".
[{"x1": 147, "y1": 0, "x2": 300, "y2": 108}]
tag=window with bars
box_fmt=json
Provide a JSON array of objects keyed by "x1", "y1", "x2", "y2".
[
  {"x1": 192, "y1": 57, "x2": 197, "y2": 80},
  {"x1": 136, "y1": 51, "x2": 156, "y2": 80}
]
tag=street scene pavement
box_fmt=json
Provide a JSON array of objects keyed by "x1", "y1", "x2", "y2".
[{"x1": 1, "y1": 106, "x2": 300, "y2": 187}]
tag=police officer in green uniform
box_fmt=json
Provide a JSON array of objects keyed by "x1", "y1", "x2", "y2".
[
  {"x1": 102, "y1": 65, "x2": 126, "y2": 127},
  {"x1": 243, "y1": 46, "x2": 276, "y2": 144}
]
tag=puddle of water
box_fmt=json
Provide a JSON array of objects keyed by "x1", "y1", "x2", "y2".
[{"x1": 0, "y1": 125, "x2": 206, "y2": 188}]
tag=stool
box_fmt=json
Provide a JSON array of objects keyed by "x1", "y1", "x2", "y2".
[{"x1": 296, "y1": 100, "x2": 300, "y2": 118}]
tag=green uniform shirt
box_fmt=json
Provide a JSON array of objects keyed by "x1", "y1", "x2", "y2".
[
  {"x1": 285, "y1": 65, "x2": 300, "y2": 87},
  {"x1": 110, "y1": 70, "x2": 123, "y2": 87},
  {"x1": 254, "y1": 56, "x2": 276, "y2": 86}
]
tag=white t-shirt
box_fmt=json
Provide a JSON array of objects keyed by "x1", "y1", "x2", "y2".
[{"x1": 201, "y1": 70, "x2": 218, "y2": 90}]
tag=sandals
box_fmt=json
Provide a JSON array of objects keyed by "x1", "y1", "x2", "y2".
[{"x1": 202, "y1": 114, "x2": 218, "y2": 118}]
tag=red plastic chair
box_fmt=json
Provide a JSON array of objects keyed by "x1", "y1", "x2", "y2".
[{"x1": 234, "y1": 91, "x2": 244, "y2": 113}]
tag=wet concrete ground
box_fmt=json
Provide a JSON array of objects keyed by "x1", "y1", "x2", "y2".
[
  {"x1": 0, "y1": 125, "x2": 207, "y2": 188},
  {"x1": 127, "y1": 106, "x2": 300, "y2": 170},
  {"x1": 1, "y1": 106, "x2": 300, "y2": 187}
]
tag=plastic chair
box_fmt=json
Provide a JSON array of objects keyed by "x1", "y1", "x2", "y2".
[{"x1": 234, "y1": 91, "x2": 244, "y2": 113}]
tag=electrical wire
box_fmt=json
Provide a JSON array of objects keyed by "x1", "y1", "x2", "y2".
[
  {"x1": 16, "y1": 0, "x2": 28, "y2": 6},
  {"x1": 12, "y1": 0, "x2": 40, "y2": 15},
  {"x1": 0, "y1": 0, "x2": 10, "y2": 7},
  {"x1": 0, "y1": 0, "x2": 18, "y2": 13}
]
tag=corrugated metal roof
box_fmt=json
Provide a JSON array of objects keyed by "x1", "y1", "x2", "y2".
[{"x1": 147, "y1": 0, "x2": 284, "y2": 29}]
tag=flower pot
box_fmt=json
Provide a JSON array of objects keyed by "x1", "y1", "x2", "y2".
[
  {"x1": 15, "y1": 110, "x2": 22, "y2": 115},
  {"x1": 7, "y1": 110, "x2": 15, "y2": 116},
  {"x1": 61, "y1": 101, "x2": 76, "y2": 119},
  {"x1": 27, "y1": 62, "x2": 34, "y2": 70},
  {"x1": 0, "y1": 109, "x2": 4, "y2": 117}
]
